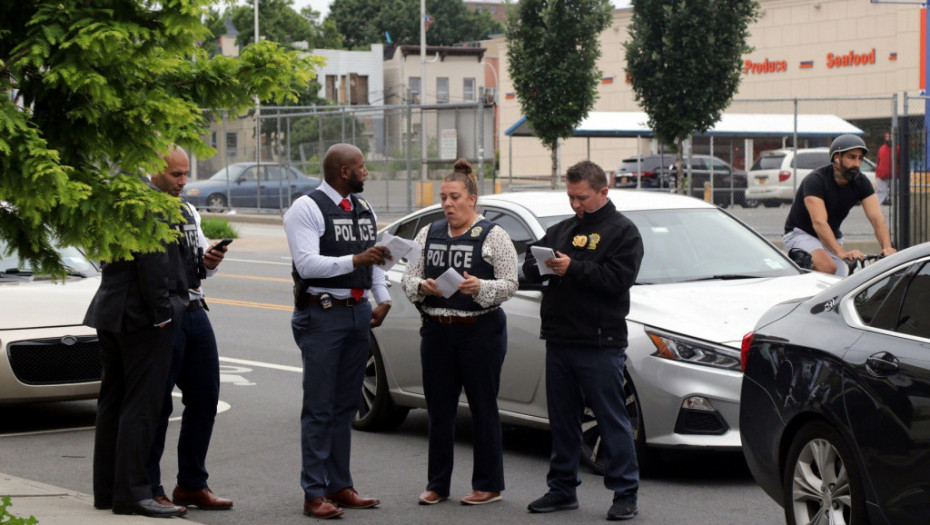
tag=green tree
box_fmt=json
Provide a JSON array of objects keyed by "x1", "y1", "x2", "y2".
[
  {"x1": 0, "y1": 0, "x2": 322, "y2": 274},
  {"x1": 625, "y1": 0, "x2": 759, "y2": 192},
  {"x1": 506, "y1": 0, "x2": 612, "y2": 187},
  {"x1": 232, "y1": 0, "x2": 343, "y2": 50},
  {"x1": 329, "y1": 0, "x2": 504, "y2": 49}
]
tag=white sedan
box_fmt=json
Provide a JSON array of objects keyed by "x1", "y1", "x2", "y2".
[
  {"x1": 355, "y1": 190, "x2": 839, "y2": 470},
  {"x1": 0, "y1": 242, "x2": 102, "y2": 404}
]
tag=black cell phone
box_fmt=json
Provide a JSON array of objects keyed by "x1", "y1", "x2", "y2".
[{"x1": 212, "y1": 238, "x2": 233, "y2": 251}]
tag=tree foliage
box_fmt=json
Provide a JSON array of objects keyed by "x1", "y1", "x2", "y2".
[
  {"x1": 0, "y1": 0, "x2": 322, "y2": 274},
  {"x1": 506, "y1": 0, "x2": 612, "y2": 186},
  {"x1": 625, "y1": 0, "x2": 759, "y2": 187},
  {"x1": 329, "y1": 0, "x2": 504, "y2": 49},
  {"x1": 231, "y1": 0, "x2": 343, "y2": 50}
]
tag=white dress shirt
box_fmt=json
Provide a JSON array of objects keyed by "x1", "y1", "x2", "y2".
[{"x1": 283, "y1": 181, "x2": 389, "y2": 304}]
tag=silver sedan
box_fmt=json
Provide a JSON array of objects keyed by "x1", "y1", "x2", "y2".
[{"x1": 355, "y1": 190, "x2": 839, "y2": 471}]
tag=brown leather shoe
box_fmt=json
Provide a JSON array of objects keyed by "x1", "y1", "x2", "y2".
[
  {"x1": 154, "y1": 495, "x2": 187, "y2": 516},
  {"x1": 171, "y1": 486, "x2": 233, "y2": 510},
  {"x1": 418, "y1": 490, "x2": 448, "y2": 505},
  {"x1": 460, "y1": 490, "x2": 502, "y2": 505},
  {"x1": 325, "y1": 487, "x2": 380, "y2": 509},
  {"x1": 303, "y1": 498, "x2": 344, "y2": 519}
]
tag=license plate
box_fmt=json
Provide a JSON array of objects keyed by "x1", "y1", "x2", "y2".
[{"x1": 621, "y1": 176, "x2": 629, "y2": 183}]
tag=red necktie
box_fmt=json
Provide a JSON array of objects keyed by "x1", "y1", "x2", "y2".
[{"x1": 339, "y1": 198, "x2": 363, "y2": 300}]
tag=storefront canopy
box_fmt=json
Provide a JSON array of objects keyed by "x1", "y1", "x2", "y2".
[{"x1": 504, "y1": 111, "x2": 865, "y2": 138}]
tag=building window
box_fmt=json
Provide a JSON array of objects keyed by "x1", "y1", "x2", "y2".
[
  {"x1": 464, "y1": 78, "x2": 476, "y2": 101},
  {"x1": 226, "y1": 132, "x2": 238, "y2": 157},
  {"x1": 210, "y1": 131, "x2": 217, "y2": 149},
  {"x1": 408, "y1": 76, "x2": 421, "y2": 103},
  {"x1": 437, "y1": 77, "x2": 449, "y2": 104},
  {"x1": 325, "y1": 75, "x2": 337, "y2": 104},
  {"x1": 349, "y1": 74, "x2": 369, "y2": 105}
]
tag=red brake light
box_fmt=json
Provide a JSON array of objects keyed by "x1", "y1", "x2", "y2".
[
  {"x1": 778, "y1": 170, "x2": 791, "y2": 182},
  {"x1": 740, "y1": 332, "x2": 754, "y2": 372},
  {"x1": 640, "y1": 171, "x2": 656, "y2": 178}
]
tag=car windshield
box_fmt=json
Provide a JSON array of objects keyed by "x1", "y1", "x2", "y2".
[
  {"x1": 750, "y1": 154, "x2": 786, "y2": 171},
  {"x1": 208, "y1": 165, "x2": 247, "y2": 181},
  {"x1": 624, "y1": 208, "x2": 797, "y2": 284},
  {"x1": 0, "y1": 241, "x2": 99, "y2": 279}
]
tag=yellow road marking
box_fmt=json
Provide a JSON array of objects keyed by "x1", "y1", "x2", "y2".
[
  {"x1": 215, "y1": 273, "x2": 291, "y2": 283},
  {"x1": 209, "y1": 297, "x2": 292, "y2": 311}
]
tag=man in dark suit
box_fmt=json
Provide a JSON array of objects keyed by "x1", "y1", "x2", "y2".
[{"x1": 85, "y1": 175, "x2": 190, "y2": 518}]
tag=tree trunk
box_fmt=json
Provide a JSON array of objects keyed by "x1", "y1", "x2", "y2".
[
  {"x1": 675, "y1": 138, "x2": 686, "y2": 195},
  {"x1": 550, "y1": 143, "x2": 559, "y2": 189}
]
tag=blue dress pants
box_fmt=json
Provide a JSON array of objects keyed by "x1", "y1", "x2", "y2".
[
  {"x1": 146, "y1": 307, "x2": 220, "y2": 496},
  {"x1": 292, "y1": 300, "x2": 371, "y2": 501},
  {"x1": 544, "y1": 341, "x2": 639, "y2": 501},
  {"x1": 420, "y1": 308, "x2": 507, "y2": 496}
]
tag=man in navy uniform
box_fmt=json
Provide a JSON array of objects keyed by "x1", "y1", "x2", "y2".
[
  {"x1": 147, "y1": 146, "x2": 234, "y2": 513},
  {"x1": 284, "y1": 143, "x2": 392, "y2": 519},
  {"x1": 523, "y1": 161, "x2": 644, "y2": 521}
]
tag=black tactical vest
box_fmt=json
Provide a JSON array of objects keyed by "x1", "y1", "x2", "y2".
[
  {"x1": 304, "y1": 190, "x2": 376, "y2": 290},
  {"x1": 178, "y1": 202, "x2": 206, "y2": 290},
  {"x1": 423, "y1": 218, "x2": 496, "y2": 311}
]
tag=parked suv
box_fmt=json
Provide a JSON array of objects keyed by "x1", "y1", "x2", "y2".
[
  {"x1": 615, "y1": 154, "x2": 756, "y2": 208},
  {"x1": 745, "y1": 147, "x2": 877, "y2": 207}
]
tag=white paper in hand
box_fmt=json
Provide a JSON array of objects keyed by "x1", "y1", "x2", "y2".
[
  {"x1": 436, "y1": 267, "x2": 465, "y2": 298},
  {"x1": 531, "y1": 246, "x2": 557, "y2": 276},
  {"x1": 377, "y1": 231, "x2": 421, "y2": 271}
]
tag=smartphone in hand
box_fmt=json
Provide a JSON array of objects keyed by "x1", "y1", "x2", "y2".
[{"x1": 211, "y1": 238, "x2": 233, "y2": 252}]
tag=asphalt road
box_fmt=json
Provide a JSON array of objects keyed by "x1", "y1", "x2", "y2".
[{"x1": 0, "y1": 223, "x2": 786, "y2": 524}]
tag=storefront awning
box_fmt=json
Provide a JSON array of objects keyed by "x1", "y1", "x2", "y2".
[{"x1": 504, "y1": 111, "x2": 864, "y2": 138}]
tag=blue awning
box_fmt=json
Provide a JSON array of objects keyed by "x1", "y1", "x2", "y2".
[{"x1": 504, "y1": 111, "x2": 864, "y2": 138}]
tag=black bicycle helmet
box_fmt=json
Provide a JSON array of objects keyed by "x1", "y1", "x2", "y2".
[{"x1": 829, "y1": 134, "x2": 868, "y2": 161}]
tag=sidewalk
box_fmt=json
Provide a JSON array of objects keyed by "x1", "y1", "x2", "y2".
[{"x1": 0, "y1": 473, "x2": 204, "y2": 524}]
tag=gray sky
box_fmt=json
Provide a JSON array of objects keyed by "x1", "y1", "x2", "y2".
[{"x1": 290, "y1": 0, "x2": 632, "y2": 20}]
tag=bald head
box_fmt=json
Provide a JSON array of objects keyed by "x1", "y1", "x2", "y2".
[
  {"x1": 323, "y1": 143, "x2": 368, "y2": 195},
  {"x1": 152, "y1": 146, "x2": 190, "y2": 197}
]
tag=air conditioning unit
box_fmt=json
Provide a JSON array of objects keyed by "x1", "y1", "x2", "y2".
[{"x1": 483, "y1": 87, "x2": 497, "y2": 104}]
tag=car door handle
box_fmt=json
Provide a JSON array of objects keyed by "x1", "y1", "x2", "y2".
[{"x1": 866, "y1": 351, "x2": 900, "y2": 376}]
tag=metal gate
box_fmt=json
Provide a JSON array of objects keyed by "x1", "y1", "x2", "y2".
[{"x1": 898, "y1": 94, "x2": 930, "y2": 248}]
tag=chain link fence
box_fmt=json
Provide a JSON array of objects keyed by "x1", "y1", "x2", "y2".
[
  {"x1": 191, "y1": 102, "x2": 495, "y2": 215},
  {"x1": 679, "y1": 96, "x2": 902, "y2": 250}
]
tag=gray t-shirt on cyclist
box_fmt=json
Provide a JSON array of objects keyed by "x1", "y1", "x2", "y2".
[{"x1": 784, "y1": 164, "x2": 875, "y2": 239}]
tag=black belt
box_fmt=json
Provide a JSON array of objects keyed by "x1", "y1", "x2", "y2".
[
  {"x1": 187, "y1": 299, "x2": 205, "y2": 311},
  {"x1": 307, "y1": 294, "x2": 358, "y2": 307},
  {"x1": 428, "y1": 307, "x2": 498, "y2": 325}
]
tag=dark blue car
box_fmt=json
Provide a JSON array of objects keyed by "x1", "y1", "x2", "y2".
[{"x1": 182, "y1": 162, "x2": 320, "y2": 211}]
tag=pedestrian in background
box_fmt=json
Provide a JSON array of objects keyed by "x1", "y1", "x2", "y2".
[
  {"x1": 85, "y1": 174, "x2": 189, "y2": 519},
  {"x1": 284, "y1": 143, "x2": 391, "y2": 519},
  {"x1": 875, "y1": 130, "x2": 894, "y2": 205},
  {"x1": 402, "y1": 159, "x2": 518, "y2": 507},
  {"x1": 522, "y1": 160, "x2": 644, "y2": 521},
  {"x1": 146, "y1": 146, "x2": 234, "y2": 513}
]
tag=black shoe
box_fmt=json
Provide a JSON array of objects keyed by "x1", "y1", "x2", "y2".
[
  {"x1": 112, "y1": 498, "x2": 184, "y2": 518},
  {"x1": 527, "y1": 492, "x2": 579, "y2": 513},
  {"x1": 607, "y1": 498, "x2": 638, "y2": 521}
]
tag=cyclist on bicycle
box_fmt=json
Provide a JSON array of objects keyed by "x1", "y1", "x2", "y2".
[{"x1": 783, "y1": 134, "x2": 896, "y2": 276}]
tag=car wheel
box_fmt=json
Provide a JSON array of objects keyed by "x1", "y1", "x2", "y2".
[
  {"x1": 352, "y1": 336, "x2": 409, "y2": 432},
  {"x1": 782, "y1": 421, "x2": 867, "y2": 525},
  {"x1": 580, "y1": 371, "x2": 652, "y2": 475},
  {"x1": 205, "y1": 193, "x2": 228, "y2": 212},
  {"x1": 762, "y1": 199, "x2": 781, "y2": 208},
  {"x1": 741, "y1": 198, "x2": 761, "y2": 209}
]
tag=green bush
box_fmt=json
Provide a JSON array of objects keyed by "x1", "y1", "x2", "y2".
[
  {"x1": 200, "y1": 217, "x2": 238, "y2": 240},
  {"x1": 0, "y1": 496, "x2": 38, "y2": 525}
]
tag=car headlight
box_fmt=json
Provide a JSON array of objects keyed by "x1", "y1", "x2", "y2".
[
  {"x1": 646, "y1": 328, "x2": 741, "y2": 371},
  {"x1": 184, "y1": 188, "x2": 200, "y2": 196}
]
